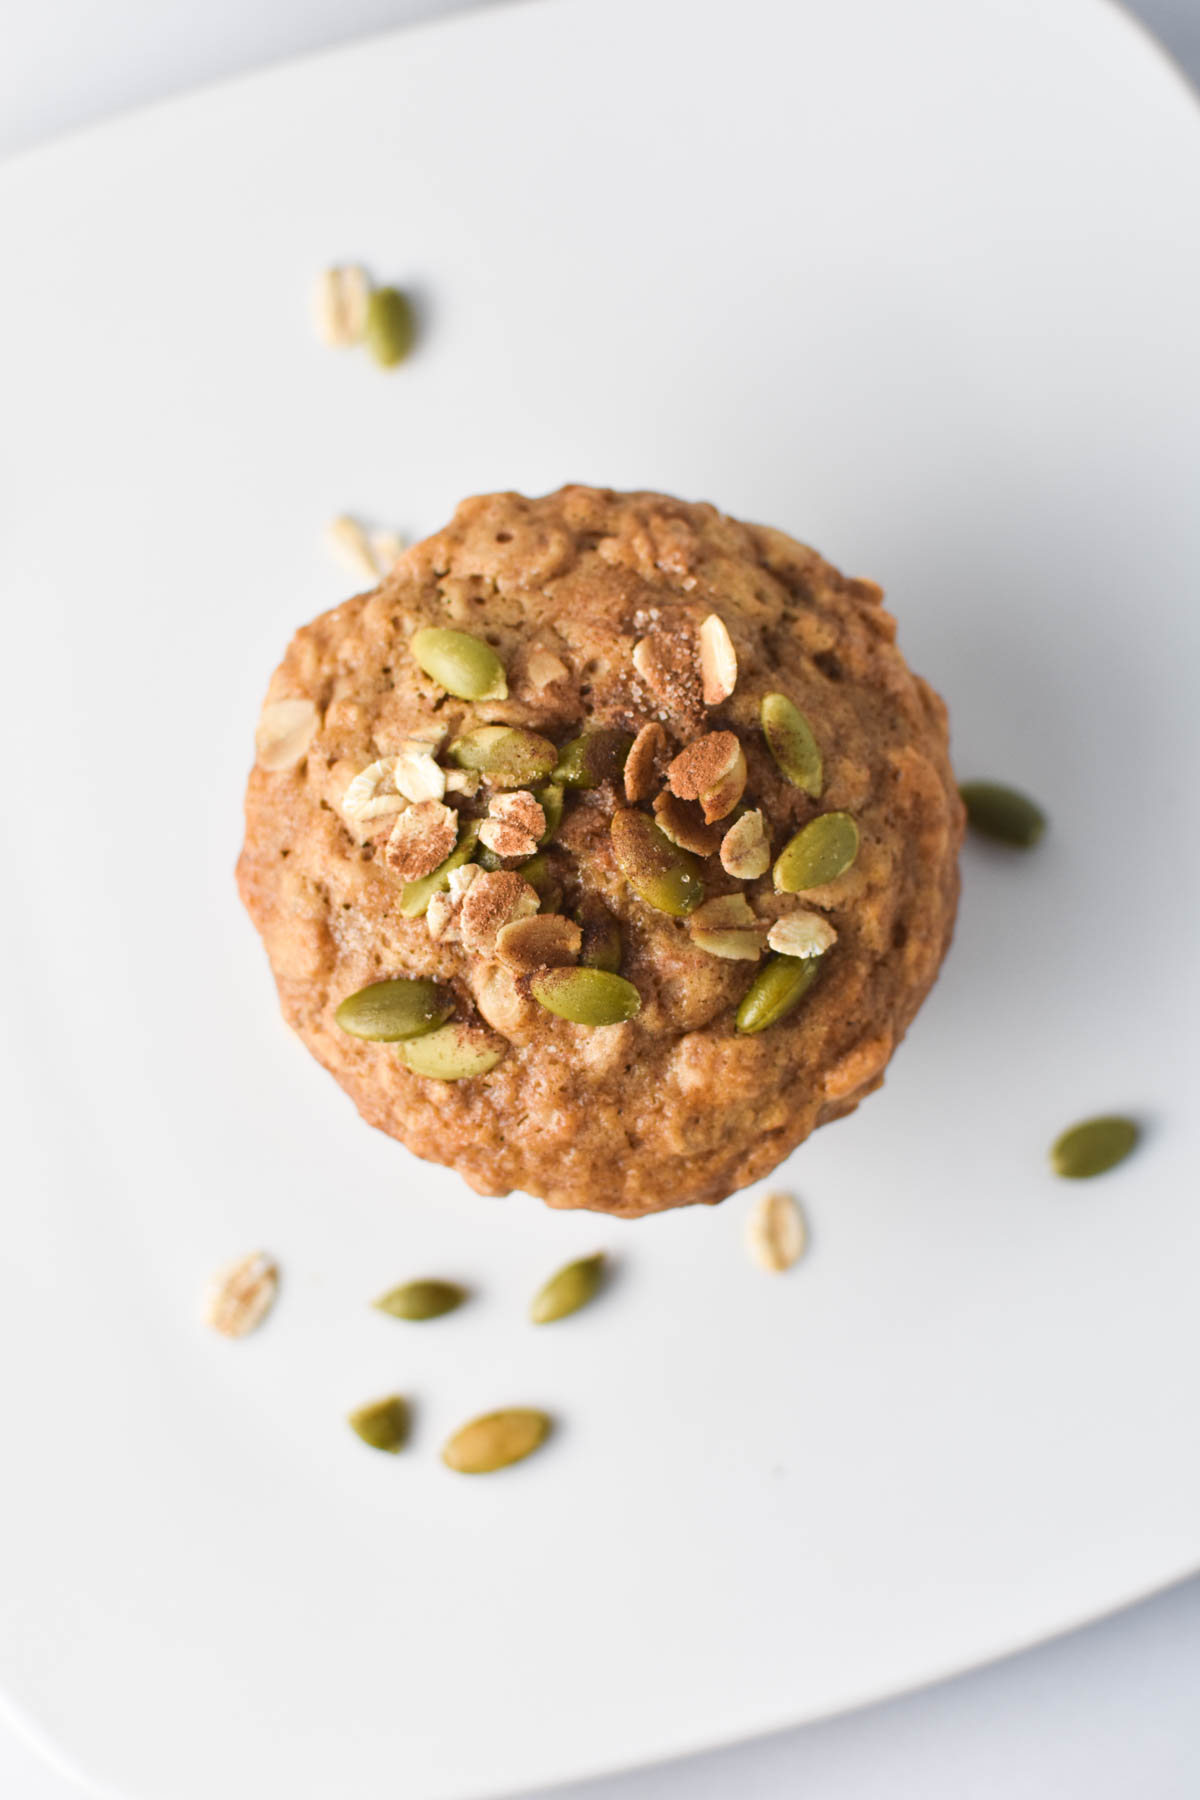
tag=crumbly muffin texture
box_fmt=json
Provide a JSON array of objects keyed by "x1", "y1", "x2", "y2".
[{"x1": 237, "y1": 486, "x2": 963, "y2": 1216}]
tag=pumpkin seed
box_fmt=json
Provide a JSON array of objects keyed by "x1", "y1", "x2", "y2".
[
  {"x1": 442, "y1": 1408, "x2": 552, "y2": 1474},
  {"x1": 363, "y1": 285, "x2": 415, "y2": 367},
  {"x1": 399, "y1": 821, "x2": 480, "y2": 917},
  {"x1": 535, "y1": 782, "x2": 566, "y2": 842},
  {"x1": 554, "y1": 729, "x2": 633, "y2": 789},
  {"x1": 515, "y1": 850, "x2": 554, "y2": 896},
  {"x1": 577, "y1": 899, "x2": 622, "y2": 972},
  {"x1": 411, "y1": 627, "x2": 508, "y2": 701},
  {"x1": 347, "y1": 1395, "x2": 410, "y2": 1453},
  {"x1": 611, "y1": 808, "x2": 705, "y2": 916},
  {"x1": 736, "y1": 953, "x2": 824, "y2": 1034},
  {"x1": 960, "y1": 781, "x2": 1046, "y2": 848},
  {"x1": 397, "y1": 1022, "x2": 507, "y2": 1080},
  {"x1": 530, "y1": 966, "x2": 641, "y2": 1026},
  {"x1": 530, "y1": 1252, "x2": 607, "y2": 1324},
  {"x1": 448, "y1": 724, "x2": 557, "y2": 787},
  {"x1": 1050, "y1": 1115, "x2": 1140, "y2": 1180},
  {"x1": 761, "y1": 693, "x2": 823, "y2": 796},
  {"x1": 774, "y1": 812, "x2": 859, "y2": 892},
  {"x1": 373, "y1": 1279, "x2": 466, "y2": 1321},
  {"x1": 334, "y1": 977, "x2": 453, "y2": 1042}
]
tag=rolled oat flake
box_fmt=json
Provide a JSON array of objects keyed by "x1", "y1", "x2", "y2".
[{"x1": 1050, "y1": 1115, "x2": 1140, "y2": 1180}]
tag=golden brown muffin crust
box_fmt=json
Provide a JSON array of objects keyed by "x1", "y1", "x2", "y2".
[{"x1": 237, "y1": 486, "x2": 963, "y2": 1216}]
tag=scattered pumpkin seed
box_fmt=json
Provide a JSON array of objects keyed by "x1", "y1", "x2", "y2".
[
  {"x1": 554, "y1": 729, "x2": 633, "y2": 789},
  {"x1": 536, "y1": 781, "x2": 566, "y2": 842},
  {"x1": 538, "y1": 880, "x2": 565, "y2": 916},
  {"x1": 577, "y1": 899, "x2": 622, "y2": 972},
  {"x1": 442, "y1": 1408, "x2": 552, "y2": 1474},
  {"x1": 448, "y1": 724, "x2": 557, "y2": 787},
  {"x1": 530, "y1": 966, "x2": 641, "y2": 1026},
  {"x1": 736, "y1": 953, "x2": 824, "y2": 1034},
  {"x1": 411, "y1": 627, "x2": 508, "y2": 701},
  {"x1": 374, "y1": 1279, "x2": 466, "y2": 1321},
  {"x1": 1050, "y1": 1115, "x2": 1140, "y2": 1180},
  {"x1": 611, "y1": 808, "x2": 705, "y2": 916},
  {"x1": 397, "y1": 1022, "x2": 507, "y2": 1080},
  {"x1": 363, "y1": 285, "x2": 415, "y2": 367},
  {"x1": 347, "y1": 1395, "x2": 410, "y2": 1453},
  {"x1": 399, "y1": 820, "x2": 480, "y2": 917},
  {"x1": 774, "y1": 812, "x2": 859, "y2": 892},
  {"x1": 960, "y1": 781, "x2": 1047, "y2": 848},
  {"x1": 530, "y1": 1252, "x2": 607, "y2": 1324},
  {"x1": 761, "y1": 692, "x2": 823, "y2": 796},
  {"x1": 516, "y1": 850, "x2": 555, "y2": 895},
  {"x1": 334, "y1": 977, "x2": 453, "y2": 1042}
]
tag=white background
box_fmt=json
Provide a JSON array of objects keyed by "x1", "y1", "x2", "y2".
[{"x1": 1, "y1": 2, "x2": 1197, "y2": 1796}]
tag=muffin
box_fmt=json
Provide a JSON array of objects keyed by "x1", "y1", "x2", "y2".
[{"x1": 237, "y1": 486, "x2": 962, "y2": 1216}]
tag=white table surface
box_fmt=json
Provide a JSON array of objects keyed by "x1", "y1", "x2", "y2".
[{"x1": 2, "y1": 2, "x2": 1197, "y2": 1796}]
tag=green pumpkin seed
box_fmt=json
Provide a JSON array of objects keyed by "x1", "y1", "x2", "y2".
[
  {"x1": 397, "y1": 1022, "x2": 507, "y2": 1080},
  {"x1": 347, "y1": 1395, "x2": 410, "y2": 1453},
  {"x1": 399, "y1": 820, "x2": 479, "y2": 917},
  {"x1": 334, "y1": 977, "x2": 453, "y2": 1041},
  {"x1": 530, "y1": 1252, "x2": 607, "y2": 1324},
  {"x1": 554, "y1": 729, "x2": 634, "y2": 790},
  {"x1": 577, "y1": 899, "x2": 622, "y2": 972},
  {"x1": 410, "y1": 627, "x2": 508, "y2": 702},
  {"x1": 536, "y1": 782, "x2": 566, "y2": 842},
  {"x1": 442, "y1": 1408, "x2": 552, "y2": 1474},
  {"x1": 515, "y1": 851, "x2": 556, "y2": 899},
  {"x1": 761, "y1": 693, "x2": 823, "y2": 797},
  {"x1": 736, "y1": 953, "x2": 824, "y2": 1034},
  {"x1": 530, "y1": 966, "x2": 641, "y2": 1026},
  {"x1": 505, "y1": 850, "x2": 563, "y2": 913},
  {"x1": 364, "y1": 286, "x2": 416, "y2": 367},
  {"x1": 373, "y1": 1279, "x2": 466, "y2": 1321},
  {"x1": 960, "y1": 781, "x2": 1047, "y2": 848},
  {"x1": 611, "y1": 808, "x2": 705, "y2": 916},
  {"x1": 774, "y1": 812, "x2": 859, "y2": 892},
  {"x1": 448, "y1": 724, "x2": 557, "y2": 788},
  {"x1": 1050, "y1": 1115, "x2": 1140, "y2": 1180}
]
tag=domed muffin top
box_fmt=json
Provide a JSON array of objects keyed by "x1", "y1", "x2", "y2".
[{"x1": 238, "y1": 486, "x2": 962, "y2": 1215}]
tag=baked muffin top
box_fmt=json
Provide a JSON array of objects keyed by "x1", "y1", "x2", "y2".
[{"x1": 237, "y1": 486, "x2": 963, "y2": 1215}]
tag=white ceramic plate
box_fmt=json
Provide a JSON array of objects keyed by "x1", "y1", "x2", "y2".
[{"x1": 1, "y1": 2, "x2": 1198, "y2": 1796}]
